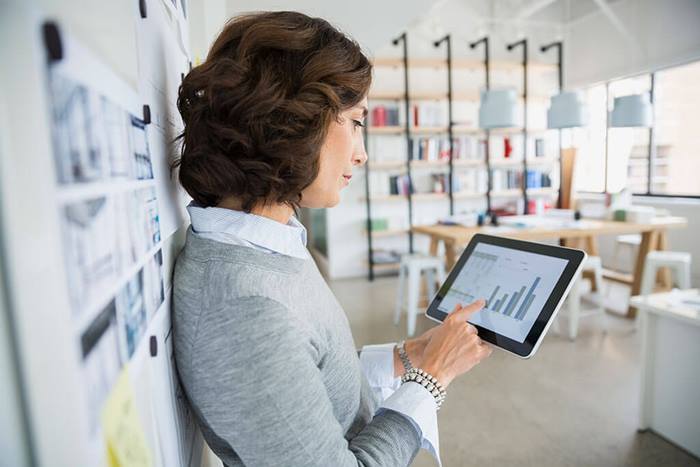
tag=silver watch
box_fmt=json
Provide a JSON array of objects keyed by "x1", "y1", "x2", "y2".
[{"x1": 397, "y1": 340, "x2": 413, "y2": 375}]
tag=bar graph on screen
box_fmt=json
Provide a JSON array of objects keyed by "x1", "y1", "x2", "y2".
[
  {"x1": 482, "y1": 276, "x2": 540, "y2": 321},
  {"x1": 437, "y1": 242, "x2": 568, "y2": 343}
]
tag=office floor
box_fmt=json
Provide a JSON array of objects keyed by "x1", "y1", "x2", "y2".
[{"x1": 331, "y1": 277, "x2": 700, "y2": 467}]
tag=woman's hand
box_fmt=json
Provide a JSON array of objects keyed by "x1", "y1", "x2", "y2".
[{"x1": 419, "y1": 299, "x2": 492, "y2": 388}]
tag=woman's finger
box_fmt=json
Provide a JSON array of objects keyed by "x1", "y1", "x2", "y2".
[
  {"x1": 479, "y1": 343, "x2": 493, "y2": 357},
  {"x1": 447, "y1": 298, "x2": 485, "y2": 323}
]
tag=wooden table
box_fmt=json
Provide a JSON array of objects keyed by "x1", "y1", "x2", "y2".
[{"x1": 413, "y1": 216, "x2": 688, "y2": 318}]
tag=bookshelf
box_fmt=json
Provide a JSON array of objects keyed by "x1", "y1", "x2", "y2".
[{"x1": 363, "y1": 50, "x2": 560, "y2": 280}]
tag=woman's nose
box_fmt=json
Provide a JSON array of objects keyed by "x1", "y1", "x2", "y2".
[
  {"x1": 353, "y1": 136, "x2": 368, "y2": 166},
  {"x1": 353, "y1": 149, "x2": 368, "y2": 166}
]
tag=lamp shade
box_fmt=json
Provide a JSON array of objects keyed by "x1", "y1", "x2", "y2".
[
  {"x1": 610, "y1": 93, "x2": 652, "y2": 127},
  {"x1": 547, "y1": 91, "x2": 588, "y2": 129},
  {"x1": 478, "y1": 89, "x2": 517, "y2": 129}
]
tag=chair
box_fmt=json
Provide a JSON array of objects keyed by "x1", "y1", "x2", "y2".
[
  {"x1": 555, "y1": 256, "x2": 607, "y2": 340},
  {"x1": 394, "y1": 254, "x2": 446, "y2": 336},
  {"x1": 636, "y1": 250, "x2": 692, "y2": 328},
  {"x1": 613, "y1": 234, "x2": 641, "y2": 273}
]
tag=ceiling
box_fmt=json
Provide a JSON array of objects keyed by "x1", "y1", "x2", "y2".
[
  {"x1": 225, "y1": 0, "x2": 442, "y2": 52},
  {"x1": 221, "y1": 0, "x2": 629, "y2": 56},
  {"x1": 459, "y1": 0, "x2": 625, "y2": 23}
]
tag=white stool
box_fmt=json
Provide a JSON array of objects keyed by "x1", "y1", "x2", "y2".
[
  {"x1": 394, "y1": 254, "x2": 446, "y2": 337},
  {"x1": 613, "y1": 234, "x2": 641, "y2": 273},
  {"x1": 636, "y1": 250, "x2": 692, "y2": 328},
  {"x1": 556, "y1": 255, "x2": 607, "y2": 340}
]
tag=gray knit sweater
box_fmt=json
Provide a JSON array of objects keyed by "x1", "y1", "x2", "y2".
[{"x1": 172, "y1": 228, "x2": 421, "y2": 466}]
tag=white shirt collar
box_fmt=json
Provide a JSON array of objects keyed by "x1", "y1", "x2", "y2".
[{"x1": 186, "y1": 201, "x2": 308, "y2": 259}]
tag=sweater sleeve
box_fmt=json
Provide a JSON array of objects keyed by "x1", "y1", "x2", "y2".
[
  {"x1": 188, "y1": 296, "x2": 422, "y2": 467},
  {"x1": 360, "y1": 345, "x2": 443, "y2": 466}
]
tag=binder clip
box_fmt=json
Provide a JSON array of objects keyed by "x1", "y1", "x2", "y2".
[
  {"x1": 149, "y1": 336, "x2": 158, "y2": 357},
  {"x1": 142, "y1": 104, "x2": 151, "y2": 125},
  {"x1": 42, "y1": 22, "x2": 63, "y2": 63}
]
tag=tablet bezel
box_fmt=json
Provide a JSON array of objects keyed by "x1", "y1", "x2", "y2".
[{"x1": 425, "y1": 233, "x2": 586, "y2": 358}]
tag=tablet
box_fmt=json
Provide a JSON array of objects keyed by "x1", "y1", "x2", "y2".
[{"x1": 425, "y1": 234, "x2": 586, "y2": 358}]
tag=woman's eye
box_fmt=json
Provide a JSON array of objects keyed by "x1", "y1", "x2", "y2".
[{"x1": 352, "y1": 119, "x2": 365, "y2": 129}]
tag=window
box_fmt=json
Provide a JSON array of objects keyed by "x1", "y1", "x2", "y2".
[
  {"x1": 571, "y1": 84, "x2": 607, "y2": 193},
  {"x1": 573, "y1": 59, "x2": 700, "y2": 198},
  {"x1": 652, "y1": 60, "x2": 700, "y2": 196},
  {"x1": 606, "y1": 75, "x2": 652, "y2": 193}
]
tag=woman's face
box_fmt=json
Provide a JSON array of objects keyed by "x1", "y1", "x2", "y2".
[{"x1": 300, "y1": 98, "x2": 368, "y2": 208}]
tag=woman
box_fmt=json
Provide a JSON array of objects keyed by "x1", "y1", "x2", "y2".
[{"x1": 172, "y1": 11, "x2": 492, "y2": 467}]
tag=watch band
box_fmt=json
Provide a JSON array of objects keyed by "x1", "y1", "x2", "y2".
[{"x1": 397, "y1": 340, "x2": 413, "y2": 375}]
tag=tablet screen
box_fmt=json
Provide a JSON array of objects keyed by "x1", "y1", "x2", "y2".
[{"x1": 437, "y1": 242, "x2": 569, "y2": 343}]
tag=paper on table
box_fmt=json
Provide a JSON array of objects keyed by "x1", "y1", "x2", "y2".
[
  {"x1": 663, "y1": 289, "x2": 700, "y2": 311},
  {"x1": 101, "y1": 367, "x2": 153, "y2": 467},
  {"x1": 480, "y1": 225, "x2": 517, "y2": 234},
  {"x1": 497, "y1": 215, "x2": 596, "y2": 230}
]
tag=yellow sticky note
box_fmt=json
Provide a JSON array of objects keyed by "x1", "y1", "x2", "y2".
[{"x1": 101, "y1": 367, "x2": 153, "y2": 467}]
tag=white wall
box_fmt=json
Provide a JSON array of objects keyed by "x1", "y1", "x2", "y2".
[
  {"x1": 36, "y1": 0, "x2": 139, "y2": 87},
  {"x1": 0, "y1": 6, "x2": 31, "y2": 460},
  {"x1": 565, "y1": 0, "x2": 700, "y2": 88},
  {"x1": 189, "y1": 0, "x2": 226, "y2": 64},
  {"x1": 224, "y1": 0, "x2": 437, "y2": 55},
  {"x1": 0, "y1": 234, "x2": 31, "y2": 467}
]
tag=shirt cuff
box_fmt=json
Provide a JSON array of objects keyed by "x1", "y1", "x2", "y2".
[
  {"x1": 359, "y1": 343, "x2": 402, "y2": 391},
  {"x1": 378, "y1": 381, "x2": 442, "y2": 467}
]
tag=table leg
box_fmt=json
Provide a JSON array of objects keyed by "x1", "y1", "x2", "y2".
[
  {"x1": 585, "y1": 236, "x2": 599, "y2": 256},
  {"x1": 445, "y1": 240, "x2": 457, "y2": 271},
  {"x1": 629, "y1": 231, "x2": 658, "y2": 318},
  {"x1": 655, "y1": 231, "x2": 673, "y2": 289},
  {"x1": 429, "y1": 237, "x2": 439, "y2": 257},
  {"x1": 563, "y1": 237, "x2": 580, "y2": 249}
]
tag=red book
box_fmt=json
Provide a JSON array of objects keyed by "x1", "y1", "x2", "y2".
[
  {"x1": 504, "y1": 137, "x2": 513, "y2": 158},
  {"x1": 372, "y1": 106, "x2": 386, "y2": 127}
]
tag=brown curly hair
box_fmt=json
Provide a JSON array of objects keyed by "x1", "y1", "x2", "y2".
[{"x1": 172, "y1": 11, "x2": 372, "y2": 211}]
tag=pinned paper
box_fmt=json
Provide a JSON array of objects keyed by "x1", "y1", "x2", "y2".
[{"x1": 101, "y1": 367, "x2": 153, "y2": 467}]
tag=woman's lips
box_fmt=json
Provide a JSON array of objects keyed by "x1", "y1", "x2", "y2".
[{"x1": 342, "y1": 175, "x2": 352, "y2": 185}]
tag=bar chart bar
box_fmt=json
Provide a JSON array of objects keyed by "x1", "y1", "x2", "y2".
[
  {"x1": 515, "y1": 294, "x2": 535, "y2": 321},
  {"x1": 511, "y1": 286, "x2": 528, "y2": 316},
  {"x1": 494, "y1": 294, "x2": 509, "y2": 313},
  {"x1": 514, "y1": 276, "x2": 541, "y2": 320},
  {"x1": 487, "y1": 286, "x2": 500, "y2": 309},
  {"x1": 503, "y1": 285, "x2": 526, "y2": 317}
]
